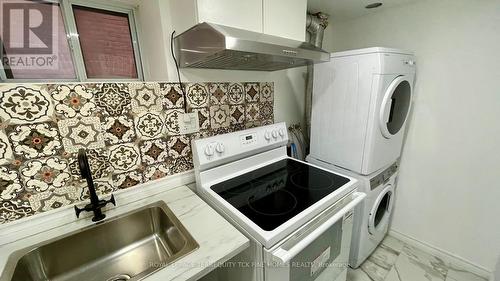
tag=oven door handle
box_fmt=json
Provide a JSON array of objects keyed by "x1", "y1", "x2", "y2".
[{"x1": 270, "y1": 192, "x2": 366, "y2": 264}]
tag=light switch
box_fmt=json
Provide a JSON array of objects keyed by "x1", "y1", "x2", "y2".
[{"x1": 178, "y1": 112, "x2": 200, "y2": 134}]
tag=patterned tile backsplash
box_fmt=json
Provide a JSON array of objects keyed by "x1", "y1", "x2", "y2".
[{"x1": 0, "y1": 81, "x2": 274, "y2": 224}]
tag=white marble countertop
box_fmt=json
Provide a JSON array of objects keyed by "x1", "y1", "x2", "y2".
[{"x1": 0, "y1": 171, "x2": 250, "y2": 281}]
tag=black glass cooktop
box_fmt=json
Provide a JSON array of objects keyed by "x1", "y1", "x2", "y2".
[{"x1": 211, "y1": 158, "x2": 351, "y2": 231}]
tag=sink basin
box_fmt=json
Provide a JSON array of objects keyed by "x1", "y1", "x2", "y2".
[{"x1": 2, "y1": 202, "x2": 199, "y2": 281}]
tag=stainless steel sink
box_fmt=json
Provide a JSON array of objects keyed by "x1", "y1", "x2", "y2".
[{"x1": 2, "y1": 202, "x2": 199, "y2": 281}]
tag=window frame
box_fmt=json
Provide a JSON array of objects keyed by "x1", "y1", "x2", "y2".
[
  {"x1": 0, "y1": 59, "x2": 6, "y2": 81},
  {"x1": 0, "y1": 0, "x2": 144, "y2": 82}
]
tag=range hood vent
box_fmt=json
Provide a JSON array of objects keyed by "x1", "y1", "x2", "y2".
[{"x1": 174, "y1": 22, "x2": 330, "y2": 71}]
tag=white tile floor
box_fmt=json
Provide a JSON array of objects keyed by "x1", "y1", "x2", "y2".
[{"x1": 347, "y1": 235, "x2": 489, "y2": 281}]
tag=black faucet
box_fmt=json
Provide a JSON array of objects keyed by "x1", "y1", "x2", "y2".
[{"x1": 74, "y1": 149, "x2": 116, "y2": 222}]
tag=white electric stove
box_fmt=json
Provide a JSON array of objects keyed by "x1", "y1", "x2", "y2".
[{"x1": 193, "y1": 122, "x2": 366, "y2": 281}]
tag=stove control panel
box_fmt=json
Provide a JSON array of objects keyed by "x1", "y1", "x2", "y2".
[
  {"x1": 193, "y1": 122, "x2": 288, "y2": 169},
  {"x1": 240, "y1": 132, "x2": 257, "y2": 145}
]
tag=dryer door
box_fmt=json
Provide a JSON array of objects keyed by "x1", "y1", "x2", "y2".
[
  {"x1": 368, "y1": 184, "x2": 394, "y2": 235},
  {"x1": 379, "y1": 76, "x2": 412, "y2": 138}
]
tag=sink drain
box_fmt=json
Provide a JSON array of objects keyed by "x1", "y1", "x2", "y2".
[{"x1": 106, "y1": 274, "x2": 131, "y2": 281}]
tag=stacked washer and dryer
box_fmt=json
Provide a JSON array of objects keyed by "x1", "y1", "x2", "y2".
[{"x1": 307, "y1": 47, "x2": 416, "y2": 268}]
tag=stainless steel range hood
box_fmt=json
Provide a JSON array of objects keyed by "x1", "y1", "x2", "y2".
[{"x1": 174, "y1": 22, "x2": 330, "y2": 71}]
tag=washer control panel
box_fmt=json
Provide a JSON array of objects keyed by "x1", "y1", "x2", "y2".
[
  {"x1": 370, "y1": 161, "x2": 399, "y2": 190},
  {"x1": 193, "y1": 122, "x2": 288, "y2": 169}
]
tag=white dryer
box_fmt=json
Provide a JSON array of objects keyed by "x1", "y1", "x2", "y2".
[
  {"x1": 307, "y1": 158, "x2": 398, "y2": 268},
  {"x1": 310, "y1": 47, "x2": 416, "y2": 175}
]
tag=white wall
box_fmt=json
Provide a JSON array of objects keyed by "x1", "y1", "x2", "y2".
[
  {"x1": 136, "y1": 0, "x2": 170, "y2": 80},
  {"x1": 323, "y1": 0, "x2": 500, "y2": 271},
  {"x1": 135, "y1": 0, "x2": 307, "y2": 129}
]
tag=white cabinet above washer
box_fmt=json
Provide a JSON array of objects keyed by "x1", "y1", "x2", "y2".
[
  {"x1": 196, "y1": 0, "x2": 263, "y2": 33},
  {"x1": 169, "y1": 0, "x2": 307, "y2": 41},
  {"x1": 263, "y1": 0, "x2": 307, "y2": 41}
]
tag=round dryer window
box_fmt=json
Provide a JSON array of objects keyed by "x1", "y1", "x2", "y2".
[{"x1": 379, "y1": 76, "x2": 412, "y2": 138}]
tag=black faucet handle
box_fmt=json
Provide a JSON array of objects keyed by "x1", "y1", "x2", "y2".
[
  {"x1": 106, "y1": 194, "x2": 116, "y2": 206},
  {"x1": 74, "y1": 205, "x2": 84, "y2": 218}
]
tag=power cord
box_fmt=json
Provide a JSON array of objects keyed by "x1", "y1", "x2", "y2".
[{"x1": 170, "y1": 30, "x2": 188, "y2": 113}]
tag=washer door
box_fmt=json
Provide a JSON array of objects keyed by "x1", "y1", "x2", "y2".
[
  {"x1": 368, "y1": 184, "x2": 394, "y2": 235},
  {"x1": 379, "y1": 76, "x2": 412, "y2": 138}
]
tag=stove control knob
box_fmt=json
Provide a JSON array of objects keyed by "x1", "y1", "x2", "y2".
[
  {"x1": 264, "y1": 131, "x2": 271, "y2": 140},
  {"x1": 204, "y1": 145, "x2": 215, "y2": 157},
  {"x1": 278, "y1": 128, "x2": 285, "y2": 137},
  {"x1": 272, "y1": 130, "x2": 278, "y2": 139},
  {"x1": 216, "y1": 142, "x2": 225, "y2": 153}
]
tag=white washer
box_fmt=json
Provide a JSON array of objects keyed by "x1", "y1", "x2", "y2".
[
  {"x1": 310, "y1": 47, "x2": 416, "y2": 175},
  {"x1": 307, "y1": 158, "x2": 398, "y2": 268}
]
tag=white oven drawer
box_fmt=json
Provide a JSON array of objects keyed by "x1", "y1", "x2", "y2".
[{"x1": 264, "y1": 192, "x2": 365, "y2": 281}]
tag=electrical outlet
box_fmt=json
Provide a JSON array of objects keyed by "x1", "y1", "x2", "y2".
[{"x1": 178, "y1": 112, "x2": 200, "y2": 134}]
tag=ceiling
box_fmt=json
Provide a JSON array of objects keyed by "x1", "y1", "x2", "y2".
[{"x1": 307, "y1": 0, "x2": 419, "y2": 22}]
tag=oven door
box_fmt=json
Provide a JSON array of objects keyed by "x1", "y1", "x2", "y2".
[{"x1": 263, "y1": 192, "x2": 366, "y2": 281}]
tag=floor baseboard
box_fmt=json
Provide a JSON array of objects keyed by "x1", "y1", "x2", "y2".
[{"x1": 388, "y1": 229, "x2": 492, "y2": 280}]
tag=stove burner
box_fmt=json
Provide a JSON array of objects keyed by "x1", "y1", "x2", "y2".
[
  {"x1": 248, "y1": 190, "x2": 297, "y2": 216},
  {"x1": 290, "y1": 170, "x2": 335, "y2": 190}
]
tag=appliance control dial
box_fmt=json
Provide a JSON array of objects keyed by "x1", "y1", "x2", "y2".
[
  {"x1": 272, "y1": 130, "x2": 278, "y2": 139},
  {"x1": 204, "y1": 144, "x2": 215, "y2": 156},
  {"x1": 278, "y1": 128, "x2": 285, "y2": 137},
  {"x1": 264, "y1": 131, "x2": 271, "y2": 140},
  {"x1": 216, "y1": 142, "x2": 225, "y2": 153}
]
